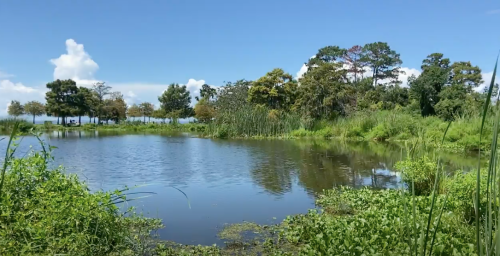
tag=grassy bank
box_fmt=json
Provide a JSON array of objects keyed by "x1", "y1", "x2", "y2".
[
  {"x1": 1, "y1": 111, "x2": 494, "y2": 153},
  {"x1": 0, "y1": 118, "x2": 207, "y2": 134},
  {"x1": 203, "y1": 108, "x2": 496, "y2": 153},
  {"x1": 289, "y1": 110, "x2": 492, "y2": 152}
]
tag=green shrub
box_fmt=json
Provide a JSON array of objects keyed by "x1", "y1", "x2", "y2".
[
  {"x1": 444, "y1": 169, "x2": 488, "y2": 223},
  {"x1": 278, "y1": 187, "x2": 476, "y2": 256},
  {"x1": 0, "y1": 139, "x2": 162, "y2": 255},
  {"x1": 82, "y1": 123, "x2": 97, "y2": 130},
  {"x1": 395, "y1": 156, "x2": 438, "y2": 196}
]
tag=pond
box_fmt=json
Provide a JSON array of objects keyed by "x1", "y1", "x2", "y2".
[{"x1": 0, "y1": 130, "x2": 479, "y2": 246}]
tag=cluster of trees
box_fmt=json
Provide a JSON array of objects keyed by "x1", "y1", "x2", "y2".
[
  {"x1": 8, "y1": 79, "x2": 195, "y2": 126},
  {"x1": 7, "y1": 41, "x2": 494, "y2": 126},
  {"x1": 195, "y1": 42, "x2": 493, "y2": 123},
  {"x1": 7, "y1": 100, "x2": 46, "y2": 124}
]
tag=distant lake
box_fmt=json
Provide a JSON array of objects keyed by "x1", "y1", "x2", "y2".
[{"x1": 0, "y1": 130, "x2": 478, "y2": 245}]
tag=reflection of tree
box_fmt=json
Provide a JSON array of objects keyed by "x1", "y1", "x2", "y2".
[
  {"x1": 245, "y1": 141, "x2": 298, "y2": 195},
  {"x1": 246, "y1": 139, "x2": 406, "y2": 196}
]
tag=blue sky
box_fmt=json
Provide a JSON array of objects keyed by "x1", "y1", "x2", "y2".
[{"x1": 1, "y1": 0, "x2": 499, "y2": 116}]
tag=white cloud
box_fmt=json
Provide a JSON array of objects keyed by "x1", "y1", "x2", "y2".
[
  {"x1": 50, "y1": 39, "x2": 99, "y2": 86},
  {"x1": 377, "y1": 67, "x2": 421, "y2": 87},
  {"x1": 0, "y1": 79, "x2": 46, "y2": 115},
  {"x1": 295, "y1": 55, "x2": 316, "y2": 81},
  {"x1": 475, "y1": 71, "x2": 500, "y2": 92}
]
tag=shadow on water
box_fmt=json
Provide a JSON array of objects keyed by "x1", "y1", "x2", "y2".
[{"x1": 0, "y1": 132, "x2": 482, "y2": 246}]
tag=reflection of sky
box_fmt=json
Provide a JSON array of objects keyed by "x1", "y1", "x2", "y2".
[{"x1": 0, "y1": 132, "x2": 448, "y2": 246}]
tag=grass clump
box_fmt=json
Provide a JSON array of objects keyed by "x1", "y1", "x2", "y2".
[{"x1": 0, "y1": 132, "x2": 163, "y2": 256}]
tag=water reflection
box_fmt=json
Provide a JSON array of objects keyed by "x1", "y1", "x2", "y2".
[{"x1": 0, "y1": 132, "x2": 480, "y2": 245}]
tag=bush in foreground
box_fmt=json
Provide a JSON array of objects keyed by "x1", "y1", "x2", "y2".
[{"x1": 0, "y1": 137, "x2": 162, "y2": 256}]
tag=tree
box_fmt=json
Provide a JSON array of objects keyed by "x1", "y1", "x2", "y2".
[
  {"x1": 295, "y1": 62, "x2": 353, "y2": 118},
  {"x1": 195, "y1": 84, "x2": 217, "y2": 101},
  {"x1": 344, "y1": 45, "x2": 368, "y2": 83},
  {"x1": 127, "y1": 104, "x2": 142, "y2": 121},
  {"x1": 7, "y1": 100, "x2": 24, "y2": 117},
  {"x1": 434, "y1": 61, "x2": 483, "y2": 120},
  {"x1": 152, "y1": 108, "x2": 167, "y2": 123},
  {"x1": 24, "y1": 101, "x2": 45, "y2": 124},
  {"x1": 92, "y1": 82, "x2": 112, "y2": 124},
  {"x1": 194, "y1": 97, "x2": 215, "y2": 123},
  {"x1": 139, "y1": 102, "x2": 155, "y2": 122},
  {"x1": 158, "y1": 83, "x2": 193, "y2": 122},
  {"x1": 73, "y1": 87, "x2": 94, "y2": 124},
  {"x1": 215, "y1": 79, "x2": 251, "y2": 112},
  {"x1": 247, "y1": 68, "x2": 296, "y2": 110},
  {"x1": 449, "y1": 61, "x2": 483, "y2": 91},
  {"x1": 101, "y1": 92, "x2": 127, "y2": 124},
  {"x1": 362, "y1": 42, "x2": 402, "y2": 86},
  {"x1": 307, "y1": 45, "x2": 346, "y2": 69},
  {"x1": 45, "y1": 79, "x2": 79, "y2": 126},
  {"x1": 409, "y1": 53, "x2": 451, "y2": 116}
]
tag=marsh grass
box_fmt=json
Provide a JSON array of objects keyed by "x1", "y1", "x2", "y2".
[{"x1": 206, "y1": 106, "x2": 302, "y2": 138}]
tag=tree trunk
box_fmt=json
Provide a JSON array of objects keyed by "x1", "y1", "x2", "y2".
[
  {"x1": 32, "y1": 114, "x2": 35, "y2": 124},
  {"x1": 57, "y1": 117, "x2": 60, "y2": 125},
  {"x1": 79, "y1": 116, "x2": 81, "y2": 125},
  {"x1": 89, "y1": 116, "x2": 91, "y2": 123},
  {"x1": 143, "y1": 116, "x2": 146, "y2": 123},
  {"x1": 93, "y1": 117, "x2": 96, "y2": 124},
  {"x1": 62, "y1": 116, "x2": 66, "y2": 126},
  {"x1": 149, "y1": 116, "x2": 151, "y2": 122}
]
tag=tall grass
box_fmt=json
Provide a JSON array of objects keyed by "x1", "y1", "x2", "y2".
[
  {"x1": 475, "y1": 54, "x2": 499, "y2": 256},
  {"x1": 206, "y1": 105, "x2": 302, "y2": 138},
  {"x1": 0, "y1": 117, "x2": 34, "y2": 133}
]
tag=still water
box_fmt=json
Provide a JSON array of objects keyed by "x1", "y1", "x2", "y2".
[{"x1": 0, "y1": 130, "x2": 478, "y2": 245}]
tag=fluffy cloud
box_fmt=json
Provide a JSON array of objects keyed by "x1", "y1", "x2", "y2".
[
  {"x1": 0, "y1": 79, "x2": 46, "y2": 115},
  {"x1": 47, "y1": 39, "x2": 213, "y2": 107},
  {"x1": 50, "y1": 39, "x2": 99, "y2": 86},
  {"x1": 295, "y1": 55, "x2": 316, "y2": 81},
  {"x1": 475, "y1": 71, "x2": 500, "y2": 93}
]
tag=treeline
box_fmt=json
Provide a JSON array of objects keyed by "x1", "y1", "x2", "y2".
[
  {"x1": 7, "y1": 41, "x2": 496, "y2": 128},
  {"x1": 7, "y1": 80, "x2": 194, "y2": 125}
]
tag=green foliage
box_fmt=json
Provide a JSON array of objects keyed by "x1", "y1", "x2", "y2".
[
  {"x1": 0, "y1": 118, "x2": 34, "y2": 133},
  {"x1": 277, "y1": 187, "x2": 476, "y2": 256},
  {"x1": 139, "y1": 102, "x2": 155, "y2": 122},
  {"x1": 194, "y1": 97, "x2": 215, "y2": 123},
  {"x1": 395, "y1": 156, "x2": 438, "y2": 196},
  {"x1": 7, "y1": 100, "x2": 24, "y2": 117},
  {"x1": 45, "y1": 79, "x2": 79, "y2": 126},
  {"x1": 248, "y1": 68, "x2": 297, "y2": 110},
  {"x1": 362, "y1": 42, "x2": 403, "y2": 86},
  {"x1": 207, "y1": 105, "x2": 302, "y2": 138},
  {"x1": 24, "y1": 100, "x2": 46, "y2": 124},
  {"x1": 158, "y1": 83, "x2": 193, "y2": 120},
  {"x1": 127, "y1": 103, "x2": 142, "y2": 120},
  {"x1": 102, "y1": 92, "x2": 128, "y2": 124},
  {"x1": 0, "y1": 135, "x2": 162, "y2": 255}
]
